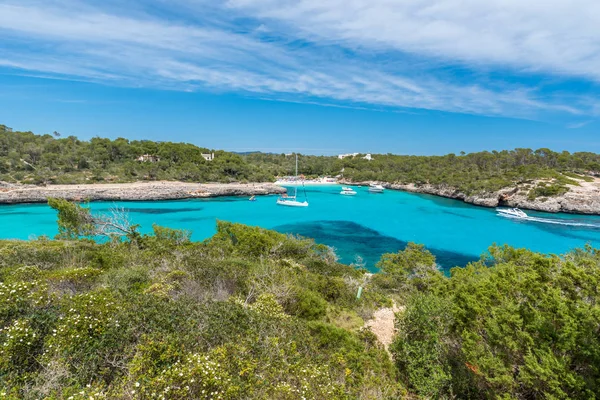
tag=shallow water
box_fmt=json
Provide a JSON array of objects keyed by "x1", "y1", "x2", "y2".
[{"x1": 1, "y1": 185, "x2": 600, "y2": 272}]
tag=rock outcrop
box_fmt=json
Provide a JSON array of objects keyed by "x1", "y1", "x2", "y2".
[
  {"x1": 348, "y1": 178, "x2": 600, "y2": 215},
  {"x1": 0, "y1": 182, "x2": 286, "y2": 204}
]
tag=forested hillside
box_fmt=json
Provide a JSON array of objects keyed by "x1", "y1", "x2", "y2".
[
  {"x1": 2, "y1": 124, "x2": 600, "y2": 196},
  {"x1": 1, "y1": 201, "x2": 599, "y2": 398},
  {"x1": 0, "y1": 124, "x2": 272, "y2": 184}
]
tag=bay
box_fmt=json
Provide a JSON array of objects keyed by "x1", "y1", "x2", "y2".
[{"x1": 1, "y1": 185, "x2": 600, "y2": 272}]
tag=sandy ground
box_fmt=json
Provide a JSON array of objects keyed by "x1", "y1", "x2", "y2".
[
  {"x1": 567, "y1": 176, "x2": 600, "y2": 195},
  {"x1": 366, "y1": 304, "x2": 402, "y2": 352}
]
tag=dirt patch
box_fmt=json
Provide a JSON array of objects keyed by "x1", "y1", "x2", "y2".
[{"x1": 365, "y1": 304, "x2": 402, "y2": 352}]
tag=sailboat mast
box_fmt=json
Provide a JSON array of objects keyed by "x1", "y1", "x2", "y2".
[{"x1": 295, "y1": 154, "x2": 298, "y2": 198}]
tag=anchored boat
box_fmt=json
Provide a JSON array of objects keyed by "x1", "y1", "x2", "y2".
[
  {"x1": 277, "y1": 154, "x2": 309, "y2": 207},
  {"x1": 368, "y1": 184, "x2": 385, "y2": 193},
  {"x1": 340, "y1": 187, "x2": 357, "y2": 196}
]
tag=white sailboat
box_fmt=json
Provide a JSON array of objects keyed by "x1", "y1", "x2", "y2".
[{"x1": 277, "y1": 154, "x2": 309, "y2": 207}]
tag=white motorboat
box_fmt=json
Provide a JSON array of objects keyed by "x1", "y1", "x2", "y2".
[
  {"x1": 497, "y1": 208, "x2": 528, "y2": 218},
  {"x1": 277, "y1": 154, "x2": 309, "y2": 207},
  {"x1": 340, "y1": 187, "x2": 357, "y2": 196},
  {"x1": 368, "y1": 184, "x2": 385, "y2": 193}
]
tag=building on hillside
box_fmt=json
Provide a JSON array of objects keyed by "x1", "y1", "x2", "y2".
[
  {"x1": 338, "y1": 152, "x2": 373, "y2": 160},
  {"x1": 136, "y1": 154, "x2": 160, "y2": 162},
  {"x1": 201, "y1": 153, "x2": 215, "y2": 161}
]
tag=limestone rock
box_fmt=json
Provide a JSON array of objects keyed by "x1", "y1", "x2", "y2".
[{"x1": 0, "y1": 182, "x2": 286, "y2": 204}]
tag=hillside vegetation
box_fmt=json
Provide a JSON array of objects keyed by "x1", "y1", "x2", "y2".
[
  {"x1": 1, "y1": 200, "x2": 599, "y2": 398},
  {"x1": 2, "y1": 123, "x2": 599, "y2": 194}
]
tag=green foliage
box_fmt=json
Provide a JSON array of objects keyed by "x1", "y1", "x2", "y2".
[
  {"x1": 371, "y1": 243, "x2": 444, "y2": 296},
  {"x1": 528, "y1": 182, "x2": 570, "y2": 200},
  {"x1": 0, "y1": 318, "x2": 41, "y2": 377},
  {"x1": 0, "y1": 125, "x2": 269, "y2": 184},
  {"x1": 0, "y1": 219, "x2": 398, "y2": 398},
  {"x1": 287, "y1": 289, "x2": 328, "y2": 320},
  {"x1": 385, "y1": 243, "x2": 600, "y2": 399},
  {"x1": 2, "y1": 125, "x2": 598, "y2": 195},
  {"x1": 391, "y1": 293, "x2": 452, "y2": 398},
  {"x1": 249, "y1": 293, "x2": 289, "y2": 320},
  {"x1": 3, "y1": 199, "x2": 599, "y2": 399},
  {"x1": 48, "y1": 198, "x2": 94, "y2": 239},
  {"x1": 151, "y1": 224, "x2": 192, "y2": 245}
]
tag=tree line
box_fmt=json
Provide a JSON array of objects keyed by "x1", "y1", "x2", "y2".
[{"x1": 2, "y1": 124, "x2": 599, "y2": 195}]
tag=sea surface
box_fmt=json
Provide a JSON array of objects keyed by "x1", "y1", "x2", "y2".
[{"x1": 2, "y1": 185, "x2": 600, "y2": 272}]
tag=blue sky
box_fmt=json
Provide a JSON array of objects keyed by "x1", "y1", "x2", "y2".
[{"x1": 1, "y1": 0, "x2": 599, "y2": 155}]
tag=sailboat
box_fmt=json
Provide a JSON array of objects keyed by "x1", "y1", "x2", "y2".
[{"x1": 276, "y1": 154, "x2": 309, "y2": 207}]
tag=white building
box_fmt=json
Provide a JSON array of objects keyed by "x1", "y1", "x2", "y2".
[
  {"x1": 136, "y1": 154, "x2": 160, "y2": 163},
  {"x1": 201, "y1": 153, "x2": 215, "y2": 161},
  {"x1": 338, "y1": 153, "x2": 359, "y2": 159},
  {"x1": 338, "y1": 152, "x2": 373, "y2": 161}
]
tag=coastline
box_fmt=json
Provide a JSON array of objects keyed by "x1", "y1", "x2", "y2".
[
  {"x1": 347, "y1": 177, "x2": 600, "y2": 215},
  {"x1": 2, "y1": 178, "x2": 599, "y2": 215},
  {"x1": 0, "y1": 181, "x2": 286, "y2": 204}
]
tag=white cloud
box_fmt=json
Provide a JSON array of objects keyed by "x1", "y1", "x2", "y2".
[
  {"x1": 567, "y1": 120, "x2": 593, "y2": 129},
  {"x1": 0, "y1": 0, "x2": 598, "y2": 119},
  {"x1": 227, "y1": 0, "x2": 600, "y2": 80}
]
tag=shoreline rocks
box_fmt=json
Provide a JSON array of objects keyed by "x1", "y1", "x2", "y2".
[
  {"x1": 0, "y1": 181, "x2": 286, "y2": 204},
  {"x1": 347, "y1": 179, "x2": 600, "y2": 215},
  {"x1": 3, "y1": 178, "x2": 599, "y2": 215}
]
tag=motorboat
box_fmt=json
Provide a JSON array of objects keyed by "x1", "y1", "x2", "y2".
[
  {"x1": 249, "y1": 195, "x2": 256, "y2": 202},
  {"x1": 368, "y1": 184, "x2": 385, "y2": 193},
  {"x1": 496, "y1": 207, "x2": 528, "y2": 218},
  {"x1": 277, "y1": 154, "x2": 309, "y2": 207},
  {"x1": 340, "y1": 187, "x2": 357, "y2": 196}
]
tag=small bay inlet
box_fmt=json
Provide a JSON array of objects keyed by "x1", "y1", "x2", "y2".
[{"x1": 1, "y1": 186, "x2": 599, "y2": 271}]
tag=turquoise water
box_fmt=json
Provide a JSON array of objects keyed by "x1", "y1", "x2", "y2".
[{"x1": 2, "y1": 185, "x2": 600, "y2": 272}]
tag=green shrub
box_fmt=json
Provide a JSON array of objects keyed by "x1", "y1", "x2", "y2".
[
  {"x1": 528, "y1": 183, "x2": 569, "y2": 199},
  {"x1": 287, "y1": 289, "x2": 328, "y2": 320},
  {"x1": 0, "y1": 280, "x2": 50, "y2": 321},
  {"x1": 42, "y1": 290, "x2": 129, "y2": 384},
  {"x1": 0, "y1": 318, "x2": 41, "y2": 376},
  {"x1": 102, "y1": 265, "x2": 150, "y2": 294},
  {"x1": 390, "y1": 293, "x2": 452, "y2": 398},
  {"x1": 47, "y1": 266, "x2": 101, "y2": 286}
]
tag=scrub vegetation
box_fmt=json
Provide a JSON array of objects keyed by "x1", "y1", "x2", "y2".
[
  {"x1": 2, "y1": 124, "x2": 599, "y2": 197},
  {"x1": 1, "y1": 199, "x2": 599, "y2": 399}
]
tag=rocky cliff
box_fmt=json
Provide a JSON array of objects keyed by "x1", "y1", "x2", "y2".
[
  {"x1": 0, "y1": 181, "x2": 286, "y2": 204},
  {"x1": 349, "y1": 178, "x2": 600, "y2": 215}
]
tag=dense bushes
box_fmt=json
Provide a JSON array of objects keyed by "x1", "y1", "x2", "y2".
[
  {"x1": 528, "y1": 182, "x2": 570, "y2": 199},
  {"x1": 378, "y1": 244, "x2": 600, "y2": 399},
  {"x1": 0, "y1": 212, "x2": 398, "y2": 398},
  {"x1": 2, "y1": 198, "x2": 600, "y2": 398}
]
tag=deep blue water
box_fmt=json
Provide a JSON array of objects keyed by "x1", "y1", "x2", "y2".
[{"x1": 1, "y1": 185, "x2": 600, "y2": 272}]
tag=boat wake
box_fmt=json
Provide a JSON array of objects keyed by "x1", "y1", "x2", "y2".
[{"x1": 498, "y1": 213, "x2": 600, "y2": 229}]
